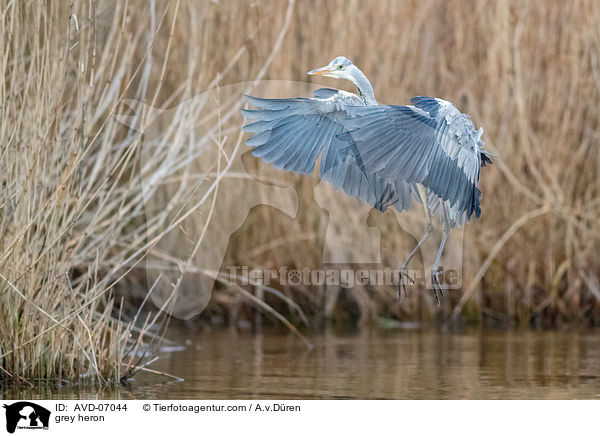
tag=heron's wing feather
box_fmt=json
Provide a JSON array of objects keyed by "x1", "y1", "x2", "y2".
[
  {"x1": 242, "y1": 92, "x2": 350, "y2": 174},
  {"x1": 242, "y1": 91, "x2": 415, "y2": 212},
  {"x1": 340, "y1": 98, "x2": 485, "y2": 219},
  {"x1": 320, "y1": 134, "x2": 416, "y2": 212},
  {"x1": 312, "y1": 88, "x2": 340, "y2": 99}
]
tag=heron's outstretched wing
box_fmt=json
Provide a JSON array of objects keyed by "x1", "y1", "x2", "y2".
[
  {"x1": 241, "y1": 90, "x2": 357, "y2": 174},
  {"x1": 241, "y1": 90, "x2": 415, "y2": 212},
  {"x1": 339, "y1": 97, "x2": 489, "y2": 219}
]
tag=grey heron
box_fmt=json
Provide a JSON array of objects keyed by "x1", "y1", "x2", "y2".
[{"x1": 241, "y1": 56, "x2": 493, "y2": 305}]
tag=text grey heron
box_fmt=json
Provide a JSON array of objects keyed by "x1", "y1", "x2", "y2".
[{"x1": 241, "y1": 56, "x2": 493, "y2": 305}]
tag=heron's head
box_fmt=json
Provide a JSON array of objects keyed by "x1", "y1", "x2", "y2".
[{"x1": 307, "y1": 56, "x2": 355, "y2": 80}]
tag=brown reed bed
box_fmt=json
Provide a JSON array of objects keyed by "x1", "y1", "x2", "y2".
[{"x1": 1, "y1": 0, "x2": 599, "y2": 383}]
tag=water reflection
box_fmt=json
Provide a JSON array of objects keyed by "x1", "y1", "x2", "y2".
[{"x1": 2, "y1": 330, "x2": 599, "y2": 399}]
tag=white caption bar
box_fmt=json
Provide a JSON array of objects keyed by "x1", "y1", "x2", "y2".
[{"x1": 0, "y1": 400, "x2": 596, "y2": 435}]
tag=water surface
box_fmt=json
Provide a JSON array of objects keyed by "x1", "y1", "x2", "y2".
[{"x1": 3, "y1": 329, "x2": 599, "y2": 399}]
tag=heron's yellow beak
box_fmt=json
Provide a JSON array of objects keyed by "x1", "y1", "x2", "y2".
[{"x1": 307, "y1": 66, "x2": 333, "y2": 76}]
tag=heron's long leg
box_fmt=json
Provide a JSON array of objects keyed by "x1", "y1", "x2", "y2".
[
  {"x1": 398, "y1": 185, "x2": 434, "y2": 301},
  {"x1": 431, "y1": 201, "x2": 451, "y2": 306}
]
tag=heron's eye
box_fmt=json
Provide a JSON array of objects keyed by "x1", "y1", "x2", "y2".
[{"x1": 337, "y1": 65, "x2": 343, "y2": 70}]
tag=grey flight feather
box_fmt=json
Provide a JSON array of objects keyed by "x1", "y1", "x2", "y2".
[
  {"x1": 339, "y1": 96, "x2": 489, "y2": 220},
  {"x1": 242, "y1": 89, "x2": 416, "y2": 213}
]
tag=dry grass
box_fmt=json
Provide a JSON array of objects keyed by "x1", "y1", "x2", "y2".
[{"x1": 1, "y1": 0, "x2": 599, "y2": 382}]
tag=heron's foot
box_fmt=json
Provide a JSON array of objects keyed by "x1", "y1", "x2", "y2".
[
  {"x1": 431, "y1": 268, "x2": 445, "y2": 307},
  {"x1": 397, "y1": 267, "x2": 415, "y2": 302}
]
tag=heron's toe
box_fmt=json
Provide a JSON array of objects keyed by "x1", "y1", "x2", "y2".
[{"x1": 430, "y1": 268, "x2": 445, "y2": 306}]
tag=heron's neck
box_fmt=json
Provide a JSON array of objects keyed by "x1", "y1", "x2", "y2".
[{"x1": 349, "y1": 67, "x2": 377, "y2": 105}]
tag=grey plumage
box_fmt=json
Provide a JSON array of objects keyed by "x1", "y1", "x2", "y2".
[
  {"x1": 240, "y1": 56, "x2": 494, "y2": 305},
  {"x1": 241, "y1": 89, "x2": 416, "y2": 213},
  {"x1": 340, "y1": 97, "x2": 489, "y2": 220}
]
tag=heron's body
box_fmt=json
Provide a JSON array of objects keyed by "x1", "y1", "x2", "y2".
[{"x1": 241, "y1": 56, "x2": 493, "y2": 304}]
